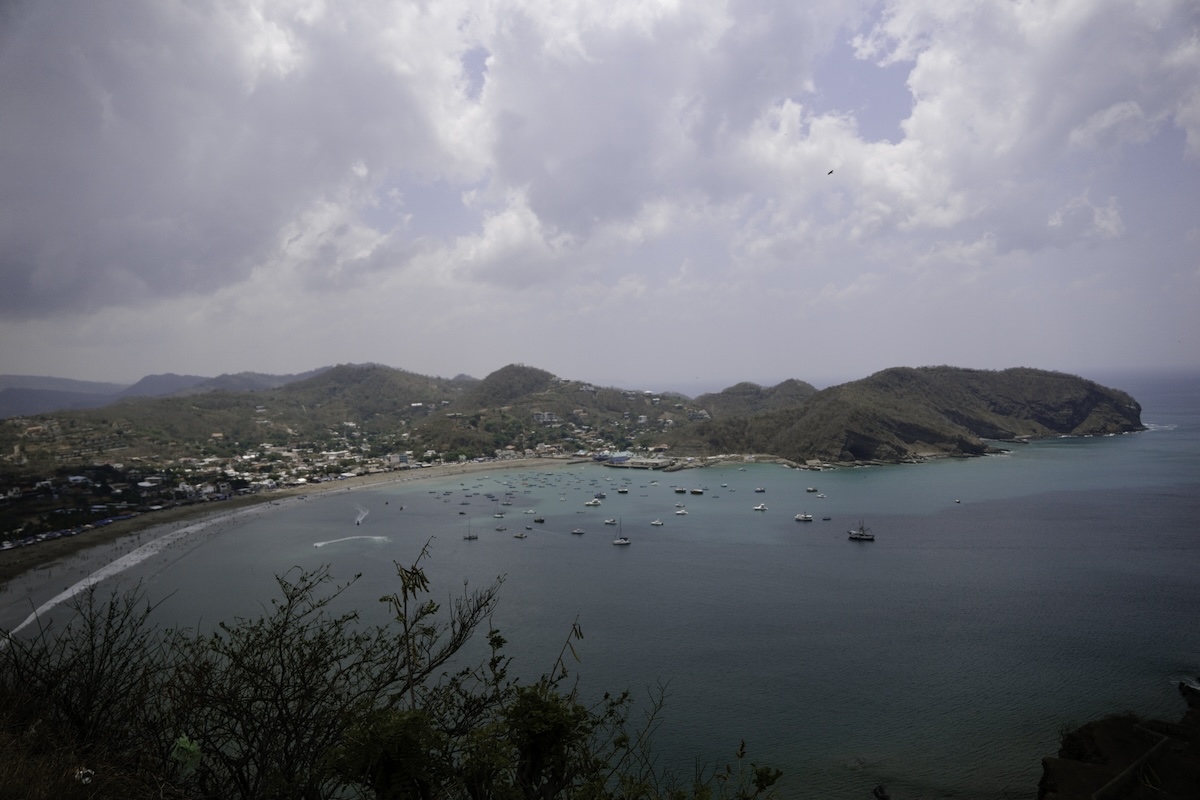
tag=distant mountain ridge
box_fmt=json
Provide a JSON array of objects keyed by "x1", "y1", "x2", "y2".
[{"x1": 0, "y1": 368, "x2": 333, "y2": 418}]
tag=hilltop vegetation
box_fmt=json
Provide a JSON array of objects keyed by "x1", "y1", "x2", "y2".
[{"x1": 692, "y1": 379, "x2": 818, "y2": 418}]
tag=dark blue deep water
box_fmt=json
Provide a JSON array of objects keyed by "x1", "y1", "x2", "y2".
[{"x1": 32, "y1": 371, "x2": 1200, "y2": 798}]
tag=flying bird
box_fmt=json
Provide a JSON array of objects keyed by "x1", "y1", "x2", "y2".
[{"x1": 827, "y1": 169, "x2": 834, "y2": 175}]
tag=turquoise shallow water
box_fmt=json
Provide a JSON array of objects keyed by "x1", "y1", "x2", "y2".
[{"x1": 20, "y1": 372, "x2": 1200, "y2": 799}]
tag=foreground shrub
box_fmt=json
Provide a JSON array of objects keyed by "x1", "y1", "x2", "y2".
[{"x1": 1, "y1": 543, "x2": 780, "y2": 800}]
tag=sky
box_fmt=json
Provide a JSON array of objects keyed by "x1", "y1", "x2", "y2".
[{"x1": 1, "y1": 0, "x2": 1198, "y2": 393}]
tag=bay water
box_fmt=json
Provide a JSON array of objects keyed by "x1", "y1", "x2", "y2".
[{"x1": 35, "y1": 371, "x2": 1200, "y2": 798}]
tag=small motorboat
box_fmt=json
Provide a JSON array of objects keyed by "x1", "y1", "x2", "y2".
[
  {"x1": 794, "y1": 513, "x2": 813, "y2": 522},
  {"x1": 753, "y1": 503, "x2": 768, "y2": 511},
  {"x1": 650, "y1": 519, "x2": 664, "y2": 526}
]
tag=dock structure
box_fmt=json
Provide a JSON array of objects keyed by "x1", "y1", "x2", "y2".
[{"x1": 601, "y1": 458, "x2": 672, "y2": 470}]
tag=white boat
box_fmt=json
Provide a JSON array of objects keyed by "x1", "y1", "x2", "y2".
[
  {"x1": 754, "y1": 487, "x2": 766, "y2": 493},
  {"x1": 464, "y1": 521, "x2": 477, "y2": 540},
  {"x1": 584, "y1": 499, "x2": 601, "y2": 506},
  {"x1": 753, "y1": 503, "x2": 768, "y2": 511},
  {"x1": 675, "y1": 502, "x2": 686, "y2": 508},
  {"x1": 848, "y1": 521, "x2": 875, "y2": 541},
  {"x1": 816, "y1": 493, "x2": 827, "y2": 498},
  {"x1": 604, "y1": 518, "x2": 618, "y2": 525},
  {"x1": 794, "y1": 513, "x2": 813, "y2": 522},
  {"x1": 513, "y1": 531, "x2": 528, "y2": 539},
  {"x1": 650, "y1": 519, "x2": 664, "y2": 526},
  {"x1": 612, "y1": 537, "x2": 631, "y2": 546},
  {"x1": 675, "y1": 509, "x2": 688, "y2": 515},
  {"x1": 571, "y1": 528, "x2": 586, "y2": 535}
]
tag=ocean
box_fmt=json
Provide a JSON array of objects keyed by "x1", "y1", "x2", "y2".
[{"x1": 13, "y1": 370, "x2": 1200, "y2": 798}]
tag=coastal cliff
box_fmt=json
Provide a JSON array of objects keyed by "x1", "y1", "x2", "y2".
[{"x1": 685, "y1": 367, "x2": 1144, "y2": 463}]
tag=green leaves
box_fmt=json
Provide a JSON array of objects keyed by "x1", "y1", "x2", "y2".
[{"x1": 2, "y1": 561, "x2": 782, "y2": 800}]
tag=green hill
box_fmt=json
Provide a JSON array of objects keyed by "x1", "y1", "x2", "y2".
[
  {"x1": 693, "y1": 379, "x2": 818, "y2": 418},
  {"x1": 675, "y1": 366, "x2": 1143, "y2": 463},
  {"x1": 0, "y1": 363, "x2": 1144, "y2": 477}
]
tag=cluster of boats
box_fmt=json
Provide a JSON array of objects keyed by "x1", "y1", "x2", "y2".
[{"x1": 457, "y1": 475, "x2": 874, "y2": 545}]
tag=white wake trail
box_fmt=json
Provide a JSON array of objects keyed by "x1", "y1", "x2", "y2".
[{"x1": 313, "y1": 535, "x2": 389, "y2": 548}]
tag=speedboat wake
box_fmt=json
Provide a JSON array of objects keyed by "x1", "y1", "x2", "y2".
[{"x1": 313, "y1": 535, "x2": 389, "y2": 548}]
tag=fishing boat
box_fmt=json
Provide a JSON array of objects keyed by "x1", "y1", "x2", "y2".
[{"x1": 848, "y1": 521, "x2": 875, "y2": 541}]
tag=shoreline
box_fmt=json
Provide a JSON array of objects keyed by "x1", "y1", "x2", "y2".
[{"x1": 0, "y1": 457, "x2": 583, "y2": 633}]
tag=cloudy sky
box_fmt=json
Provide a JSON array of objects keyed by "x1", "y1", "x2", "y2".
[{"x1": 2, "y1": 0, "x2": 1198, "y2": 392}]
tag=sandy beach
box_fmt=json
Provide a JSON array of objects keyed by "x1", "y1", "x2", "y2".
[{"x1": 0, "y1": 457, "x2": 582, "y2": 633}]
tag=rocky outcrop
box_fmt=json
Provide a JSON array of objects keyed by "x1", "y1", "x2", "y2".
[{"x1": 1038, "y1": 682, "x2": 1200, "y2": 799}]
